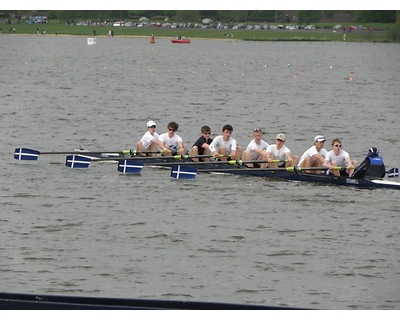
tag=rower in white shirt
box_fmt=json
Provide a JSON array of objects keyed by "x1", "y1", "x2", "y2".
[
  {"x1": 208, "y1": 124, "x2": 243, "y2": 161},
  {"x1": 242, "y1": 128, "x2": 269, "y2": 168}
]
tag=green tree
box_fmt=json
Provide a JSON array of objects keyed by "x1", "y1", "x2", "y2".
[
  {"x1": 296, "y1": 11, "x2": 321, "y2": 25},
  {"x1": 174, "y1": 11, "x2": 200, "y2": 23},
  {"x1": 354, "y1": 10, "x2": 396, "y2": 23}
]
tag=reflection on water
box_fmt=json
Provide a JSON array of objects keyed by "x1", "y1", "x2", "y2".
[{"x1": 0, "y1": 35, "x2": 399, "y2": 309}]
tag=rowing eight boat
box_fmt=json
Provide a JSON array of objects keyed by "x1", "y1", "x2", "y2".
[
  {"x1": 13, "y1": 148, "x2": 400, "y2": 190},
  {"x1": 0, "y1": 292, "x2": 298, "y2": 310},
  {"x1": 69, "y1": 152, "x2": 400, "y2": 190}
]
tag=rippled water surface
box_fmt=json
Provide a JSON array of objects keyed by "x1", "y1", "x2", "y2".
[{"x1": 1, "y1": 35, "x2": 399, "y2": 309}]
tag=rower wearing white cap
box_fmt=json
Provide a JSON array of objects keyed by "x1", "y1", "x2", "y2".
[
  {"x1": 266, "y1": 133, "x2": 299, "y2": 168},
  {"x1": 298, "y1": 135, "x2": 328, "y2": 174},
  {"x1": 136, "y1": 120, "x2": 160, "y2": 156}
]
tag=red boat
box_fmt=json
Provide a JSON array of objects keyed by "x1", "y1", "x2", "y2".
[{"x1": 171, "y1": 38, "x2": 191, "y2": 44}]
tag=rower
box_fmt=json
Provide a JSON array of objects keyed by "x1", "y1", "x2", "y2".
[
  {"x1": 136, "y1": 120, "x2": 159, "y2": 157},
  {"x1": 352, "y1": 147, "x2": 386, "y2": 179},
  {"x1": 159, "y1": 121, "x2": 187, "y2": 156},
  {"x1": 208, "y1": 124, "x2": 243, "y2": 161},
  {"x1": 242, "y1": 128, "x2": 269, "y2": 168}
]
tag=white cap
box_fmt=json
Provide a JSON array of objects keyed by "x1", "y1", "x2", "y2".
[
  {"x1": 275, "y1": 133, "x2": 286, "y2": 141},
  {"x1": 314, "y1": 135, "x2": 326, "y2": 142},
  {"x1": 147, "y1": 120, "x2": 156, "y2": 127}
]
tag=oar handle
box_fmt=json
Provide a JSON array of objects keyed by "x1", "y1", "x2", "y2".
[{"x1": 122, "y1": 149, "x2": 163, "y2": 155}]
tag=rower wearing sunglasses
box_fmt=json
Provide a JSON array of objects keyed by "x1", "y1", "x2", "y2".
[
  {"x1": 265, "y1": 133, "x2": 299, "y2": 169},
  {"x1": 159, "y1": 121, "x2": 187, "y2": 156},
  {"x1": 324, "y1": 138, "x2": 358, "y2": 177},
  {"x1": 136, "y1": 120, "x2": 160, "y2": 156},
  {"x1": 189, "y1": 125, "x2": 213, "y2": 162}
]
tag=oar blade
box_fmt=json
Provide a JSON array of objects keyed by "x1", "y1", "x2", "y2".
[
  {"x1": 171, "y1": 165, "x2": 197, "y2": 179},
  {"x1": 118, "y1": 160, "x2": 143, "y2": 174},
  {"x1": 387, "y1": 167, "x2": 399, "y2": 178},
  {"x1": 14, "y1": 148, "x2": 40, "y2": 160},
  {"x1": 65, "y1": 155, "x2": 91, "y2": 168}
]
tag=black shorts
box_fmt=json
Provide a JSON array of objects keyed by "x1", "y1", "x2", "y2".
[{"x1": 329, "y1": 169, "x2": 349, "y2": 177}]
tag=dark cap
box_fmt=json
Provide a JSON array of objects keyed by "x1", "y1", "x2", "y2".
[{"x1": 367, "y1": 147, "x2": 379, "y2": 157}]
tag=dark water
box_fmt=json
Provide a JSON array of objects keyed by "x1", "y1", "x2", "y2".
[{"x1": 1, "y1": 35, "x2": 399, "y2": 309}]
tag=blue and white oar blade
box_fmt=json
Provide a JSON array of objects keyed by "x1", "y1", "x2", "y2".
[
  {"x1": 387, "y1": 167, "x2": 399, "y2": 178},
  {"x1": 14, "y1": 148, "x2": 40, "y2": 160},
  {"x1": 65, "y1": 155, "x2": 91, "y2": 168},
  {"x1": 118, "y1": 160, "x2": 143, "y2": 174},
  {"x1": 171, "y1": 165, "x2": 197, "y2": 179}
]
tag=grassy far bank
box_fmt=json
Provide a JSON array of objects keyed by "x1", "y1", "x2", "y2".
[{"x1": 0, "y1": 22, "x2": 398, "y2": 42}]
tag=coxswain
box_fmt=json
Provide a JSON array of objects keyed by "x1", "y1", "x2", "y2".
[{"x1": 351, "y1": 147, "x2": 386, "y2": 179}]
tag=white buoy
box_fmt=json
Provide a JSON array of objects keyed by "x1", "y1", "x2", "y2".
[{"x1": 87, "y1": 38, "x2": 96, "y2": 45}]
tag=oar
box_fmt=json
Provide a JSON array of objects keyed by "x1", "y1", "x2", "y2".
[
  {"x1": 171, "y1": 165, "x2": 197, "y2": 179},
  {"x1": 192, "y1": 166, "x2": 347, "y2": 174},
  {"x1": 64, "y1": 155, "x2": 144, "y2": 174},
  {"x1": 65, "y1": 154, "x2": 220, "y2": 169},
  {"x1": 14, "y1": 147, "x2": 137, "y2": 161},
  {"x1": 91, "y1": 154, "x2": 218, "y2": 162},
  {"x1": 387, "y1": 167, "x2": 399, "y2": 178}
]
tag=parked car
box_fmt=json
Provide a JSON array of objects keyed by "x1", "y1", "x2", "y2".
[
  {"x1": 305, "y1": 25, "x2": 315, "y2": 30},
  {"x1": 333, "y1": 24, "x2": 343, "y2": 30}
]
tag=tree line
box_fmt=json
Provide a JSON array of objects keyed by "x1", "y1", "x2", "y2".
[{"x1": 8, "y1": 10, "x2": 399, "y2": 24}]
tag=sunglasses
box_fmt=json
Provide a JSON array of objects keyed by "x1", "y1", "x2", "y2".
[
  {"x1": 253, "y1": 128, "x2": 262, "y2": 132},
  {"x1": 334, "y1": 144, "x2": 342, "y2": 147},
  {"x1": 168, "y1": 128, "x2": 177, "y2": 132},
  {"x1": 203, "y1": 132, "x2": 211, "y2": 135},
  {"x1": 276, "y1": 139, "x2": 284, "y2": 142},
  {"x1": 148, "y1": 125, "x2": 156, "y2": 128}
]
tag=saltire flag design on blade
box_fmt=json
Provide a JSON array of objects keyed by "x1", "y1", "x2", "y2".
[
  {"x1": 118, "y1": 160, "x2": 143, "y2": 174},
  {"x1": 14, "y1": 148, "x2": 40, "y2": 160},
  {"x1": 171, "y1": 165, "x2": 197, "y2": 179},
  {"x1": 65, "y1": 155, "x2": 91, "y2": 168},
  {"x1": 387, "y1": 167, "x2": 399, "y2": 178}
]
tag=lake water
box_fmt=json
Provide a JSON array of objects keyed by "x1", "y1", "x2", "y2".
[{"x1": 1, "y1": 35, "x2": 399, "y2": 309}]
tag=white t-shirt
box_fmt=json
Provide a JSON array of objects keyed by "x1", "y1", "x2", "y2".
[
  {"x1": 159, "y1": 132, "x2": 183, "y2": 151},
  {"x1": 266, "y1": 144, "x2": 291, "y2": 161},
  {"x1": 245, "y1": 139, "x2": 269, "y2": 160},
  {"x1": 325, "y1": 150, "x2": 350, "y2": 167},
  {"x1": 299, "y1": 146, "x2": 328, "y2": 165},
  {"x1": 140, "y1": 131, "x2": 159, "y2": 150},
  {"x1": 209, "y1": 135, "x2": 237, "y2": 154}
]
